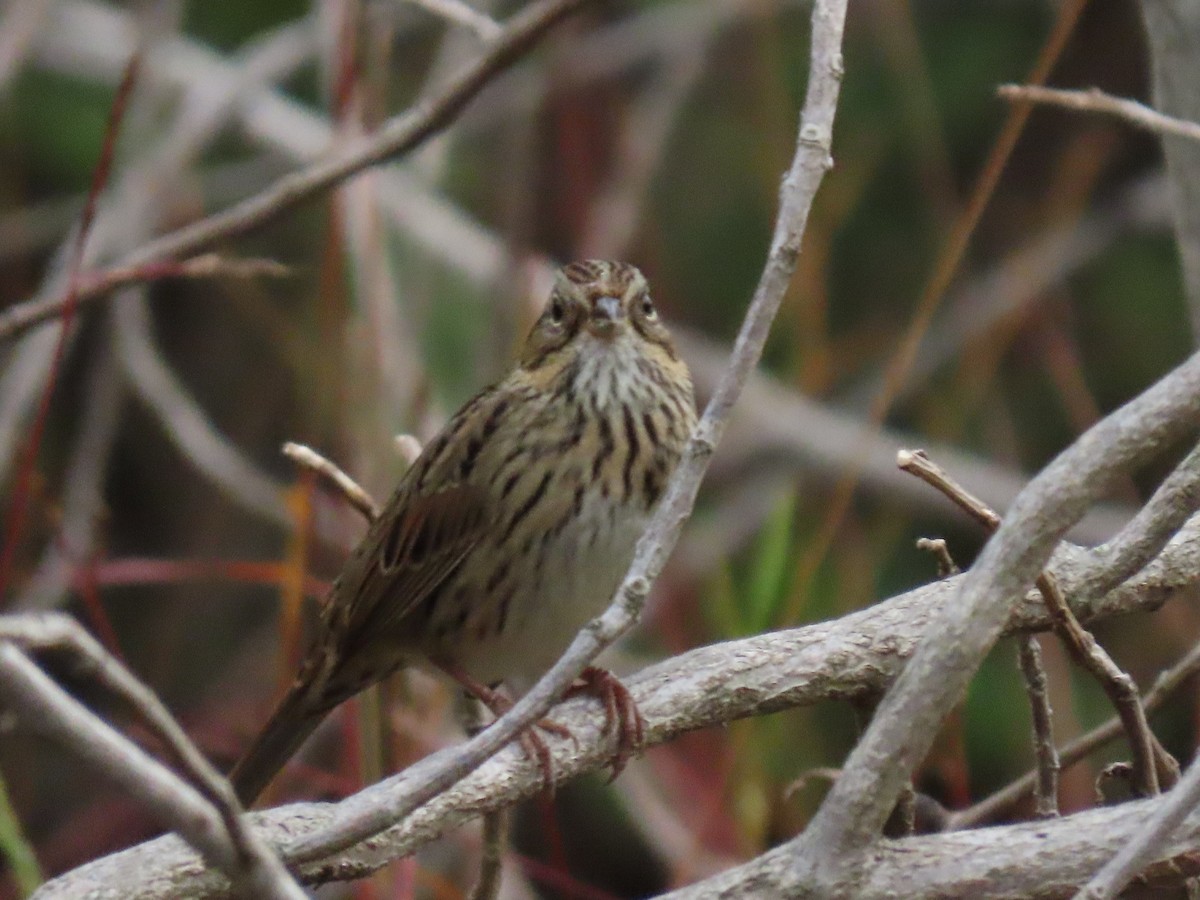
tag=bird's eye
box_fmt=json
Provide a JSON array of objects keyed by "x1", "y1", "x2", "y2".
[
  {"x1": 548, "y1": 297, "x2": 566, "y2": 324},
  {"x1": 641, "y1": 296, "x2": 657, "y2": 320}
]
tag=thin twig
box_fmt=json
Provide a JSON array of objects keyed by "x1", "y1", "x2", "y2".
[
  {"x1": 0, "y1": 614, "x2": 304, "y2": 899},
  {"x1": 915, "y1": 537, "x2": 960, "y2": 578},
  {"x1": 0, "y1": 255, "x2": 288, "y2": 341},
  {"x1": 15, "y1": 325, "x2": 123, "y2": 612},
  {"x1": 0, "y1": 0, "x2": 591, "y2": 346},
  {"x1": 952, "y1": 636, "x2": 1200, "y2": 829},
  {"x1": 1016, "y1": 635, "x2": 1059, "y2": 818},
  {"x1": 898, "y1": 448, "x2": 1177, "y2": 797},
  {"x1": 1075, "y1": 745, "x2": 1200, "y2": 898},
  {"x1": 282, "y1": 442, "x2": 380, "y2": 522},
  {"x1": 468, "y1": 809, "x2": 508, "y2": 900},
  {"x1": 0, "y1": 15, "x2": 316, "y2": 564},
  {"x1": 998, "y1": 84, "x2": 1200, "y2": 144},
  {"x1": 279, "y1": 0, "x2": 848, "y2": 868},
  {"x1": 0, "y1": 44, "x2": 140, "y2": 599},
  {"x1": 405, "y1": 0, "x2": 502, "y2": 41},
  {"x1": 30, "y1": 515, "x2": 1200, "y2": 896},
  {"x1": 788, "y1": 347, "x2": 1200, "y2": 887}
]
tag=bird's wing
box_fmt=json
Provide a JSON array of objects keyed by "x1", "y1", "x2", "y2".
[{"x1": 342, "y1": 481, "x2": 488, "y2": 644}]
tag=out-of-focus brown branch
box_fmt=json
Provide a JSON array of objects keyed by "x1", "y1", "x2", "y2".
[
  {"x1": 0, "y1": 0, "x2": 592, "y2": 346},
  {"x1": 0, "y1": 255, "x2": 288, "y2": 341}
]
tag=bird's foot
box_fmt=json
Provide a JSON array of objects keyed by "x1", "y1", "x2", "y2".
[
  {"x1": 439, "y1": 661, "x2": 570, "y2": 790},
  {"x1": 564, "y1": 666, "x2": 645, "y2": 780}
]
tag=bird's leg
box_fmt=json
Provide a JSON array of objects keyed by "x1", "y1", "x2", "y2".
[
  {"x1": 564, "y1": 666, "x2": 645, "y2": 780},
  {"x1": 435, "y1": 660, "x2": 570, "y2": 790}
]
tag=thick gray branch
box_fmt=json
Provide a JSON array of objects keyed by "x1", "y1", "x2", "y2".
[
  {"x1": 661, "y1": 795, "x2": 1200, "y2": 899},
  {"x1": 32, "y1": 513, "x2": 1199, "y2": 898},
  {"x1": 789, "y1": 349, "x2": 1200, "y2": 893}
]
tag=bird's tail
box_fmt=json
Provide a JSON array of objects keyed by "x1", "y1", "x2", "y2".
[{"x1": 229, "y1": 682, "x2": 327, "y2": 807}]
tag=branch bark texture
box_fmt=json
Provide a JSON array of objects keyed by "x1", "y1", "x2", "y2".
[
  {"x1": 788, "y1": 348, "x2": 1200, "y2": 893},
  {"x1": 32, "y1": 511, "x2": 1200, "y2": 898}
]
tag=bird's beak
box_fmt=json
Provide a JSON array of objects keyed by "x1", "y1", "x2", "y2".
[{"x1": 588, "y1": 296, "x2": 623, "y2": 339}]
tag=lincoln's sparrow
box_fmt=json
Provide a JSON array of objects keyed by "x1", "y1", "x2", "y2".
[{"x1": 229, "y1": 260, "x2": 696, "y2": 805}]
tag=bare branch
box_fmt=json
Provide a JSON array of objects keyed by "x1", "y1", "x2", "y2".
[
  {"x1": 0, "y1": 614, "x2": 304, "y2": 899},
  {"x1": 1076, "y1": 744, "x2": 1200, "y2": 898},
  {"x1": 998, "y1": 84, "x2": 1200, "y2": 143},
  {"x1": 1081, "y1": 438, "x2": 1200, "y2": 594},
  {"x1": 0, "y1": 255, "x2": 288, "y2": 342},
  {"x1": 789, "y1": 346, "x2": 1200, "y2": 890},
  {"x1": 0, "y1": 0, "x2": 592, "y2": 346},
  {"x1": 661, "y1": 794, "x2": 1200, "y2": 899},
  {"x1": 282, "y1": 442, "x2": 380, "y2": 522},
  {"x1": 953, "y1": 635, "x2": 1200, "y2": 829},
  {"x1": 1016, "y1": 635, "x2": 1059, "y2": 818},
  {"x1": 29, "y1": 519, "x2": 1200, "y2": 897},
  {"x1": 899, "y1": 448, "x2": 1178, "y2": 797}
]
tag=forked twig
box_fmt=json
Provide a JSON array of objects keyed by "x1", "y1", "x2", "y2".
[{"x1": 897, "y1": 448, "x2": 1178, "y2": 797}]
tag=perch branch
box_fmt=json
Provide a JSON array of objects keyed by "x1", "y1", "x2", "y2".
[
  {"x1": 787, "y1": 344, "x2": 1200, "y2": 893},
  {"x1": 32, "y1": 508, "x2": 1200, "y2": 897}
]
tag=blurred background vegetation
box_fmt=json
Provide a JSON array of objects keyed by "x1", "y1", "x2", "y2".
[{"x1": 1, "y1": 0, "x2": 1197, "y2": 897}]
